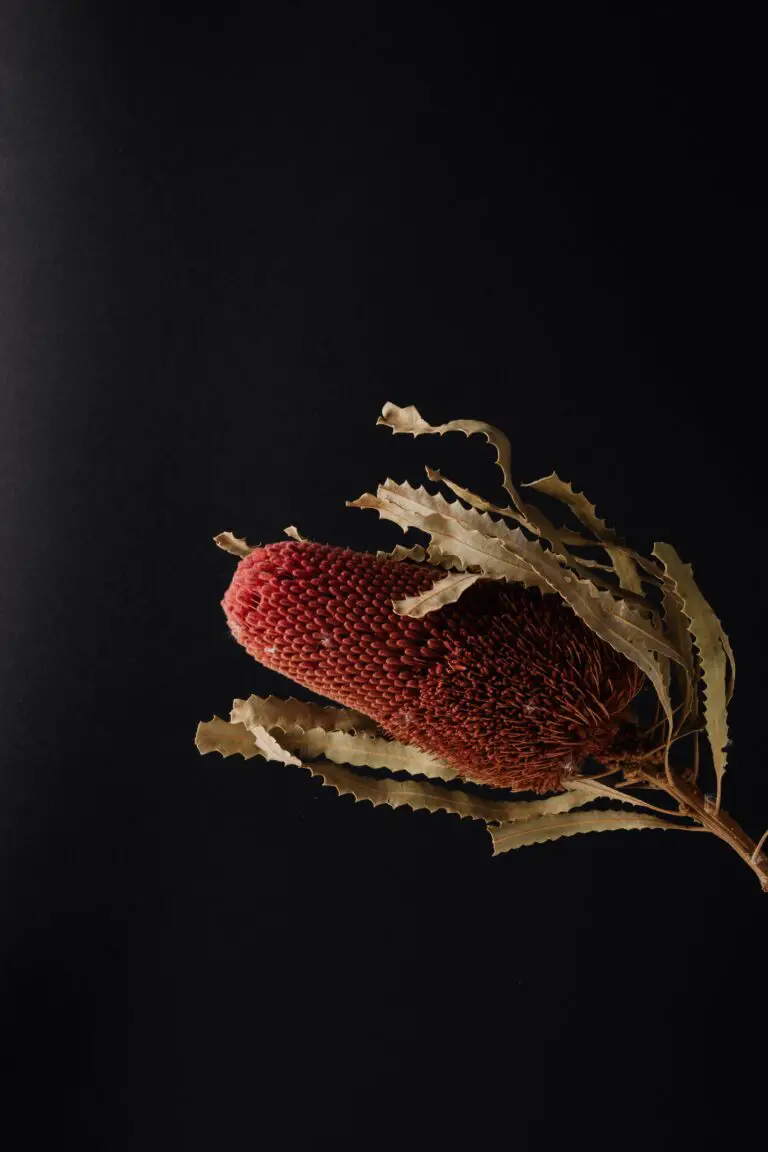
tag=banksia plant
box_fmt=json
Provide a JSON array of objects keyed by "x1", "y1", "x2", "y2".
[{"x1": 196, "y1": 403, "x2": 768, "y2": 890}]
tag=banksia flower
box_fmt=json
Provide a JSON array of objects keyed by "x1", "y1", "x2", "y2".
[
  {"x1": 222, "y1": 540, "x2": 644, "y2": 793},
  {"x1": 197, "y1": 401, "x2": 768, "y2": 891}
]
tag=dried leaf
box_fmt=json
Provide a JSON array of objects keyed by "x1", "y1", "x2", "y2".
[
  {"x1": 375, "y1": 544, "x2": 427, "y2": 563},
  {"x1": 243, "y1": 723, "x2": 304, "y2": 767},
  {"x1": 524, "y1": 472, "x2": 651, "y2": 595},
  {"x1": 214, "y1": 531, "x2": 256, "y2": 558},
  {"x1": 660, "y1": 579, "x2": 698, "y2": 727},
  {"x1": 377, "y1": 401, "x2": 532, "y2": 517},
  {"x1": 283, "y1": 525, "x2": 307, "y2": 542},
  {"x1": 565, "y1": 775, "x2": 681, "y2": 817},
  {"x1": 279, "y1": 725, "x2": 461, "y2": 782},
  {"x1": 424, "y1": 465, "x2": 529, "y2": 527},
  {"x1": 489, "y1": 808, "x2": 692, "y2": 856},
  {"x1": 231, "y1": 694, "x2": 378, "y2": 737},
  {"x1": 348, "y1": 479, "x2": 551, "y2": 590},
  {"x1": 652, "y1": 543, "x2": 735, "y2": 811},
  {"x1": 492, "y1": 788, "x2": 601, "y2": 823},
  {"x1": 391, "y1": 571, "x2": 485, "y2": 617},
  {"x1": 195, "y1": 716, "x2": 261, "y2": 759},
  {"x1": 301, "y1": 758, "x2": 573, "y2": 824}
]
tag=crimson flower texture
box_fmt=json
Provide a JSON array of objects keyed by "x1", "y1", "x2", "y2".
[{"x1": 221, "y1": 540, "x2": 644, "y2": 793}]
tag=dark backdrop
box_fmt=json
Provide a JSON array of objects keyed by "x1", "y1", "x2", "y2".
[{"x1": 1, "y1": 5, "x2": 764, "y2": 1149}]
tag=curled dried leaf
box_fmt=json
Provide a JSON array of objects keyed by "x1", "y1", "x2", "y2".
[
  {"x1": 214, "y1": 531, "x2": 256, "y2": 558},
  {"x1": 652, "y1": 543, "x2": 735, "y2": 811},
  {"x1": 391, "y1": 571, "x2": 485, "y2": 618}
]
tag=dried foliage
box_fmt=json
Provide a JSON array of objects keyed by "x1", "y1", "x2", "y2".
[{"x1": 199, "y1": 402, "x2": 767, "y2": 891}]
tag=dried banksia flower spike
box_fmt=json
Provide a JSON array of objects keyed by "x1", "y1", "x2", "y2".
[{"x1": 196, "y1": 403, "x2": 767, "y2": 891}]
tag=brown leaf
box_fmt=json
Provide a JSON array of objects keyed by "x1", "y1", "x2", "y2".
[
  {"x1": 652, "y1": 543, "x2": 735, "y2": 811},
  {"x1": 489, "y1": 808, "x2": 693, "y2": 856}
]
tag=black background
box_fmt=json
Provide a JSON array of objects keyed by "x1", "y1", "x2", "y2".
[{"x1": 1, "y1": 4, "x2": 765, "y2": 1149}]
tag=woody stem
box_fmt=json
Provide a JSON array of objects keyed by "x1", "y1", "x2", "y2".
[{"x1": 628, "y1": 761, "x2": 768, "y2": 892}]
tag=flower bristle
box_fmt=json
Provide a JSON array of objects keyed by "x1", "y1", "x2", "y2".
[{"x1": 221, "y1": 540, "x2": 644, "y2": 792}]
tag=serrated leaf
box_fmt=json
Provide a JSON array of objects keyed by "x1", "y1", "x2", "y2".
[
  {"x1": 375, "y1": 544, "x2": 427, "y2": 563},
  {"x1": 524, "y1": 472, "x2": 651, "y2": 595},
  {"x1": 652, "y1": 543, "x2": 735, "y2": 811},
  {"x1": 243, "y1": 723, "x2": 304, "y2": 767},
  {"x1": 376, "y1": 403, "x2": 626, "y2": 573},
  {"x1": 564, "y1": 775, "x2": 681, "y2": 817},
  {"x1": 195, "y1": 716, "x2": 261, "y2": 759},
  {"x1": 214, "y1": 531, "x2": 256, "y2": 558},
  {"x1": 347, "y1": 479, "x2": 551, "y2": 591},
  {"x1": 660, "y1": 579, "x2": 698, "y2": 727},
  {"x1": 391, "y1": 571, "x2": 485, "y2": 617},
  {"x1": 377, "y1": 401, "x2": 531, "y2": 515},
  {"x1": 301, "y1": 759, "x2": 586, "y2": 824},
  {"x1": 489, "y1": 808, "x2": 692, "y2": 855},
  {"x1": 230, "y1": 694, "x2": 378, "y2": 737},
  {"x1": 277, "y1": 725, "x2": 461, "y2": 782},
  {"x1": 424, "y1": 465, "x2": 530, "y2": 527}
]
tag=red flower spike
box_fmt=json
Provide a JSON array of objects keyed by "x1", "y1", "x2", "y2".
[{"x1": 221, "y1": 540, "x2": 644, "y2": 793}]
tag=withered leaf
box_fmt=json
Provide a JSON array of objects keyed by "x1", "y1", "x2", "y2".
[
  {"x1": 283, "y1": 525, "x2": 307, "y2": 542},
  {"x1": 524, "y1": 472, "x2": 648, "y2": 595},
  {"x1": 280, "y1": 725, "x2": 460, "y2": 782},
  {"x1": 489, "y1": 809, "x2": 693, "y2": 856},
  {"x1": 652, "y1": 543, "x2": 735, "y2": 811},
  {"x1": 195, "y1": 716, "x2": 261, "y2": 759},
  {"x1": 375, "y1": 543, "x2": 427, "y2": 563},
  {"x1": 660, "y1": 579, "x2": 698, "y2": 728},
  {"x1": 230, "y1": 694, "x2": 378, "y2": 737},
  {"x1": 377, "y1": 401, "x2": 530, "y2": 516},
  {"x1": 424, "y1": 465, "x2": 529, "y2": 527},
  {"x1": 565, "y1": 775, "x2": 682, "y2": 817},
  {"x1": 348, "y1": 479, "x2": 551, "y2": 590},
  {"x1": 301, "y1": 758, "x2": 569, "y2": 824},
  {"x1": 214, "y1": 531, "x2": 256, "y2": 558},
  {"x1": 240, "y1": 722, "x2": 304, "y2": 767},
  {"x1": 391, "y1": 571, "x2": 485, "y2": 618}
]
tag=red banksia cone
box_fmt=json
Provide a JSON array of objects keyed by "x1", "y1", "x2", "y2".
[{"x1": 222, "y1": 539, "x2": 645, "y2": 793}]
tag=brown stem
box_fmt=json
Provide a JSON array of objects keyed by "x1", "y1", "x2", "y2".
[{"x1": 627, "y1": 762, "x2": 768, "y2": 892}]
